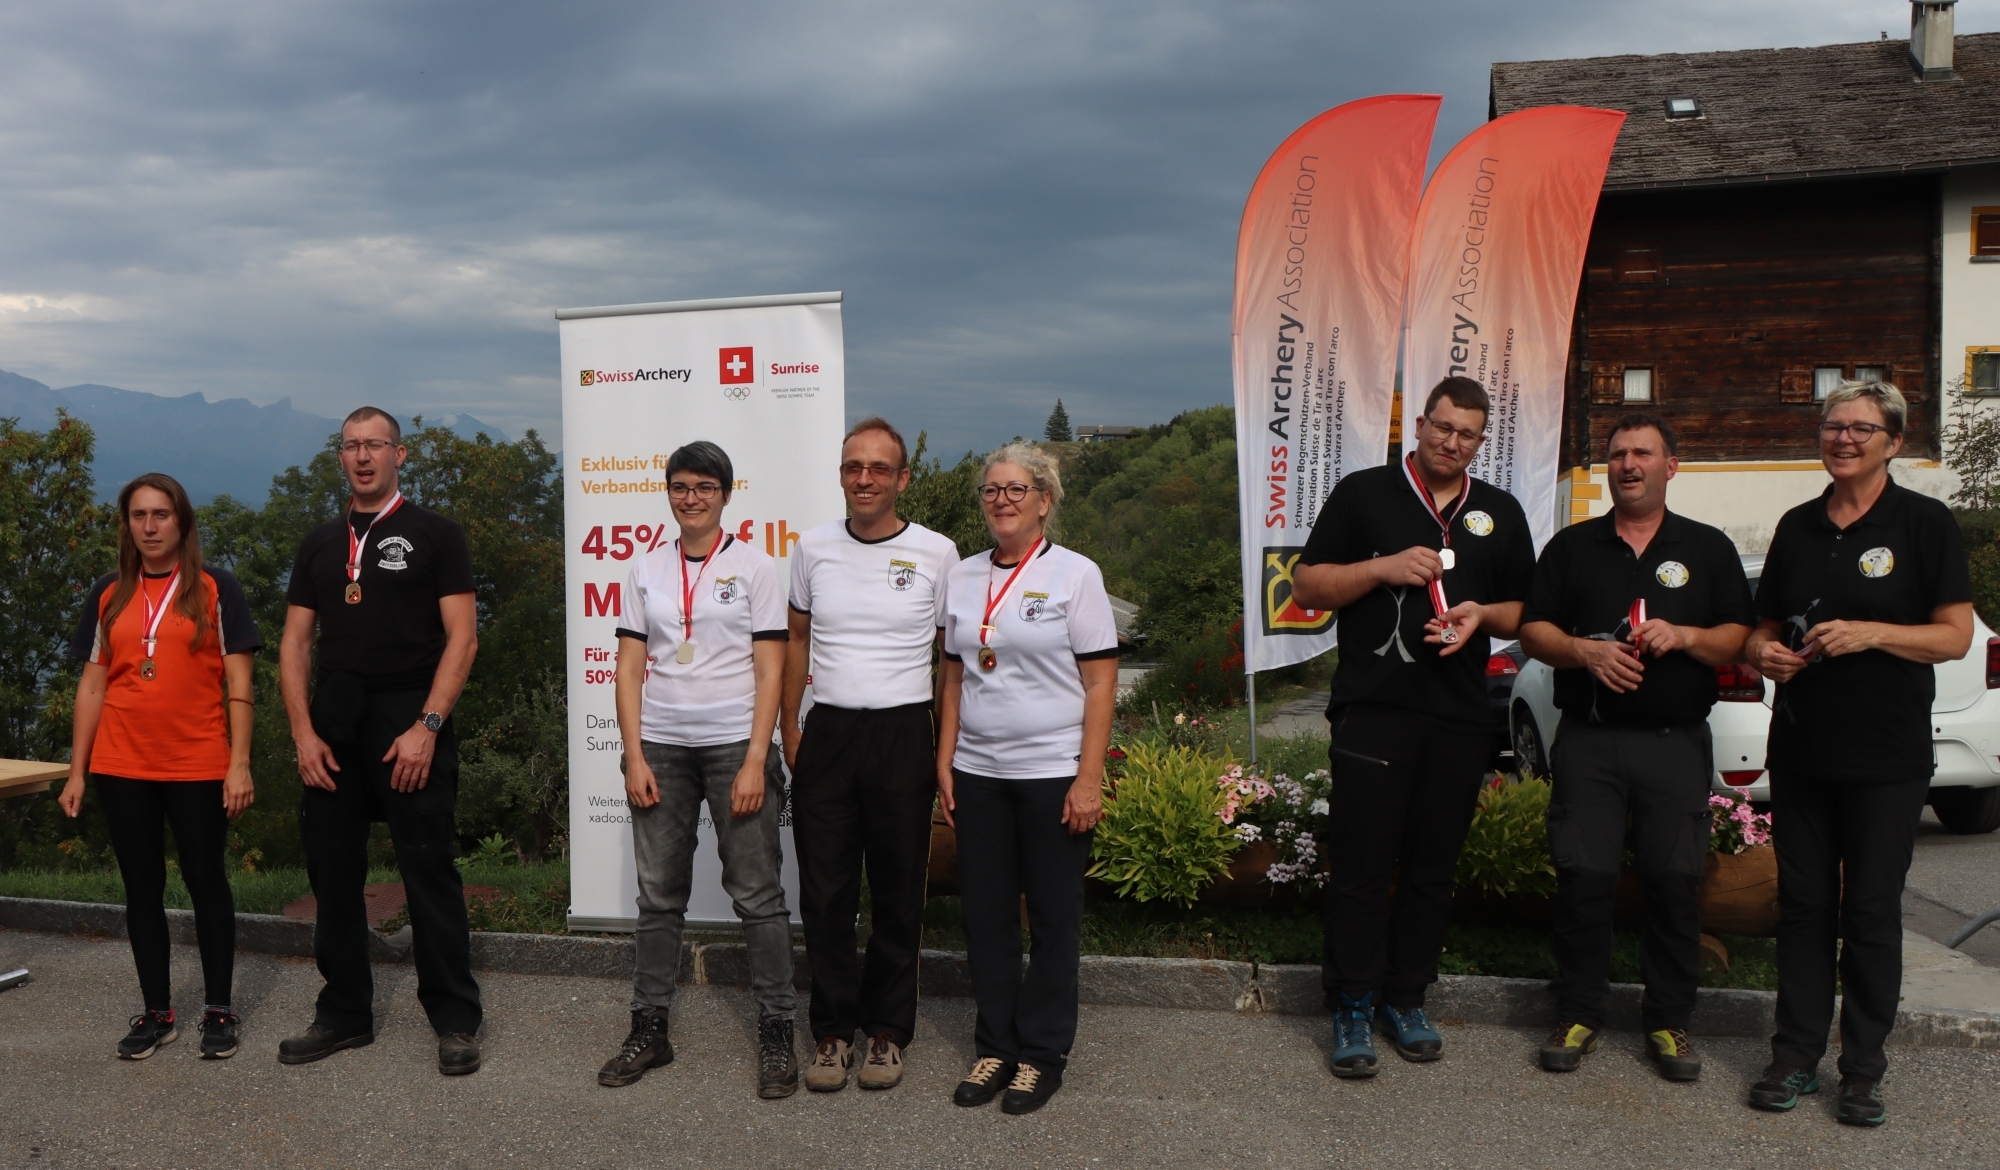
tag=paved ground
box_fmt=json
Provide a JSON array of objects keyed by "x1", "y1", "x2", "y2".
[
  {"x1": 4, "y1": 932, "x2": 1999, "y2": 1169},
  {"x1": 1907, "y1": 809, "x2": 2000, "y2": 966}
]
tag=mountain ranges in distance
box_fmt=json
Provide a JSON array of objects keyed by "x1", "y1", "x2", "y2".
[{"x1": 0, "y1": 368, "x2": 509, "y2": 505}]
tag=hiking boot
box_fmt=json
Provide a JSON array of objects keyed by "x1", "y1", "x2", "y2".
[
  {"x1": 198, "y1": 1008, "x2": 240, "y2": 1060},
  {"x1": 1327, "y1": 993, "x2": 1379, "y2": 1079},
  {"x1": 278, "y1": 1022, "x2": 374, "y2": 1066},
  {"x1": 438, "y1": 1032, "x2": 481, "y2": 1076},
  {"x1": 954, "y1": 1056, "x2": 1016, "y2": 1107},
  {"x1": 1538, "y1": 1021, "x2": 1600, "y2": 1072},
  {"x1": 1000, "y1": 1063, "x2": 1061, "y2": 1115},
  {"x1": 757, "y1": 1016, "x2": 798, "y2": 1099},
  {"x1": 1747, "y1": 1062, "x2": 1821, "y2": 1112},
  {"x1": 598, "y1": 1008, "x2": 673, "y2": 1087},
  {"x1": 1377, "y1": 1002, "x2": 1443, "y2": 1062},
  {"x1": 1645, "y1": 1028, "x2": 1701, "y2": 1082},
  {"x1": 117, "y1": 1009, "x2": 178, "y2": 1060},
  {"x1": 1837, "y1": 1077, "x2": 1887, "y2": 1127},
  {"x1": 804, "y1": 1034, "x2": 853, "y2": 1092},
  {"x1": 857, "y1": 1032, "x2": 904, "y2": 1090}
]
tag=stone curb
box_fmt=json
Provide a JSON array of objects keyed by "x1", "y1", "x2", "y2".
[{"x1": 5, "y1": 897, "x2": 1994, "y2": 1047}]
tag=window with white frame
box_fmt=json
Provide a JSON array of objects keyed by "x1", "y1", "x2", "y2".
[
  {"x1": 1813, "y1": 367, "x2": 1845, "y2": 401},
  {"x1": 1853, "y1": 366, "x2": 1887, "y2": 384}
]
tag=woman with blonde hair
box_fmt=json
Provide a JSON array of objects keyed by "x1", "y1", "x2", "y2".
[
  {"x1": 61, "y1": 472, "x2": 262, "y2": 1060},
  {"x1": 938, "y1": 442, "x2": 1119, "y2": 1115}
]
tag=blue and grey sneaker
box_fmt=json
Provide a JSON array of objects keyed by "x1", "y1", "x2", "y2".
[
  {"x1": 1327, "y1": 993, "x2": 1379, "y2": 1079},
  {"x1": 1747, "y1": 1062, "x2": 1821, "y2": 1112},
  {"x1": 1377, "y1": 1002, "x2": 1443, "y2": 1062}
]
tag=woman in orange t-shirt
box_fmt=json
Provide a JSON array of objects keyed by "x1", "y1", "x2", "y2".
[{"x1": 59, "y1": 473, "x2": 263, "y2": 1061}]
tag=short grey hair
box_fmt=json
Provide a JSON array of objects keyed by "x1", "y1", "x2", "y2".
[
  {"x1": 982, "y1": 441, "x2": 1064, "y2": 515},
  {"x1": 1822, "y1": 380, "x2": 1908, "y2": 438}
]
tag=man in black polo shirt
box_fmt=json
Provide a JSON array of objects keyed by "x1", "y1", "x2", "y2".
[
  {"x1": 278, "y1": 406, "x2": 484, "y2": 1075},
  {"x1": 1292, "y1": 376, "x2": 1535, "y2": 1078},
  {"x1": 1519, "y1": 413, "x2": 1753, "y2": 1082}
]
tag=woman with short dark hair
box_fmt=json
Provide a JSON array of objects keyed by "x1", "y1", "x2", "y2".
[{"x1": 60, "y1": 473, "x2": 262, "y2": 1060}]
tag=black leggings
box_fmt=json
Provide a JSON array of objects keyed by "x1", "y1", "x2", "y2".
[{"x1": 96, "y1": 775, "x2": 235, "y2": 1010}]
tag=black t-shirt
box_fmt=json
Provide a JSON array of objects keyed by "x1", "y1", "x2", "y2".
[
  {"x1": 1523, "y1": 510, "x2": 1754, "y2": 728},
  {"x1": 286, "y1": 501, "x2": 476, "y2": 692},
  {"x1": 1300, "y1": 463, "x2": 1536, "y2": 731},
  {"x1": 1757, "y1": 479, "x2": 1972, "y2": 781}
]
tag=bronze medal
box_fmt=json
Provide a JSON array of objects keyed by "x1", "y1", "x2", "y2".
[
  {"x1": 139, "y1": 658, "x2": 156, "y2": 681},
  {"x1": 978, "y1": 646, "x2": 997, "y2": 670},
  {"x1": 345, "y1": 582, "x2": 362, "y2": 605}
]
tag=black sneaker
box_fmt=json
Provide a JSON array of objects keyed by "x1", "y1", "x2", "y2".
[
  {"x1": 1538, "y1": 1021, "x2": 1600, "y2": 1073},
  {"x1": 954, "y1": 1056, "x2": 1017, "y2": 1107},
  {"x1": 1747, "y1": 1062, "x2": 1821, "y2": 1112},
  {"x1": 277, "y1": 1022, "x2": 374, "y2": 1066},
  {"x1": 1000, "y1": 1063, "x2": 1061, "y2": 1115},
  {"x1": 117, "y1": 1009, "x2": 178, "y2": 1060},
  {"x1": 1837, "y1": 1077, "x2": 1887, "y2": 1127},
  {"x1": 199, "y1": 1009, "x2": 240, "y2": 1060},
  {"x1": 1645, "y1": 1028, "x2": 1701, "y2": 1082},
  {"x1": 599, "y1": 1008, "x2": 674, "y2": 1087},
  {"x1": 757, "y1": 1016, "x2": 798, "y2": 1099}
]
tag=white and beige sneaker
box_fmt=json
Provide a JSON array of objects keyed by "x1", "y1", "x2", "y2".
[
  {"x1": 857, "y1": 1032, "x2": 904, "y2": 1090},
  {"x1": 804, "y1": 1035, "x2": 853, "y2": 1093}
]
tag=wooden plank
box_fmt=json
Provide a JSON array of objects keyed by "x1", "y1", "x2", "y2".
[{"x1": 0, "y1": 760, "x2": 65, "y2": 801}]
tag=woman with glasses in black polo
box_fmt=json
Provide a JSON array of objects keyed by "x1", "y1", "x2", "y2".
[{"x1": 1743, "y1": 381, "x2": 1973, "y2": 1127}]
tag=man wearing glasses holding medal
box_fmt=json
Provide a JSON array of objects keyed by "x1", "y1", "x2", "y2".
[
  {"x1": 1290, "y1": 376, "x2": 1534, "y2": 1079},
  {"x1": 278, "y1": 407, "x2": 484, "y2": 1075}
]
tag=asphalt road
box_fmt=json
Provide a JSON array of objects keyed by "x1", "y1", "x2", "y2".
[
  {"x1": 3, "y1": 932, "x2": 1998, "y2": 1169},
  {"x1": 1906, "y1": 808, "x2": 2000, "y2": 965}
]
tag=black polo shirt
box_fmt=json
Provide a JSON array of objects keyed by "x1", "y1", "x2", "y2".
[
  {"x1": 1523, "y1": 510, "x2": 1754, "y2": 728},
  {"x1": 1301, "y1": 463, "x2": 1536, "y2": 732},
  {"x1": 1758, "y1": 478, "x2": 1972, "y2": 782},
  {"x1": 286, "y1": 501, "x2": 477, "y2": 692}
]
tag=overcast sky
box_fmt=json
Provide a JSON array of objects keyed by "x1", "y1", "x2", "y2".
[{"x1": 1, "y1": 1, "x2": 1990, "y2": 455}]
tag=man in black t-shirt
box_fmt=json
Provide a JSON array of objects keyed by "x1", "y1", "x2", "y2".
[
  {"x1": 1519, "y1": 414, "x2": 1754, "y2": 1082},
  {"x1": 1292, "y1": 376, "x2": 1535, "y2": 1079},
  {"x1": 277, "y1": 406, "x2": 484, "y2": 1076}
]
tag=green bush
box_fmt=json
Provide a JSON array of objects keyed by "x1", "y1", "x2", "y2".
[
  {"x1": 1088, "y1": 742, "x2": 1241, "y2": 906},
  {"x1": 1122, "y1": 622, "x2": 1246, "y2": 714},
  {"x1": 1455, "y1": 775, "x2": 1557, "y2": 899}
]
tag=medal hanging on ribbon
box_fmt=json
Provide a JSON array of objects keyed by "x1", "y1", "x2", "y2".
[
  {"x1": 137, "y1": 567, "x2": 182, "y2": 682},
  {"x1": 1402, "y1": 454, "x2": 1470, "y2": 646},
  {"x1": 676, "y1": 535, "x2": 727, "y2": 666},
  {"x1": 345, "y1": 490, "x2": 404, "y2": 605},
  {"x1": 1628, "y1": 598, "x2": 1647, "y2": 642},
  {"x1": 978, "y1": 536, "x2": 1043, "y2": 671}
]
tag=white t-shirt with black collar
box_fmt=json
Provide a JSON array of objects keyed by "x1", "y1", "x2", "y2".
[
  {"x1": 788, "y1": 518, "x2": 958, "y2": 709},
  {"x1": 618, "y1": 534, "x2": 788, "y2": 747},
  {"x1": 942, "y1": 541, "x2": 1120, "y2": 779}
]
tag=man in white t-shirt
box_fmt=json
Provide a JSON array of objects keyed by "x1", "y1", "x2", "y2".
[{"x1": 782, "y1": 418, "x2": 958, "y2": 1093}]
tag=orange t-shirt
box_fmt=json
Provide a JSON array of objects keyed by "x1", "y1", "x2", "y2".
[{"x1": 72, "y1": 567, "x2": 263, "y2": 780}]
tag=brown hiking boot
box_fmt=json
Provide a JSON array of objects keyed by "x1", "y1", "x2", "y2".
[
  {"x1": 757, "y1": 1016, "x2": 799, "y2": 1099},
  {"x1": 857, "y1": 1032, "x2": 904, "y2": 1090},
  {"x1": 1646, "y1": 1028, "x2": 1701, "y2": 1082},
  {"x1": 803, "y1": 1035, "x2": 853, "y2": 1093},
  {"x1": 598, "y1": 1008, "x2": 673, "y2": 1087}
]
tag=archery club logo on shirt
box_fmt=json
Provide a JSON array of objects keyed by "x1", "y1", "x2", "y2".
[
  {"x1": 1020, "y1": 592, "x2": 1049, "y2": 622},
  {"x1": 1655, "y1": 560, "x2": 1690, "y2": 588},
  {"x1": 376, "y1": 536, "x2": 413, "y2": 571},
  {"x1": 712, "y1": 576, "x2": 743, "y2": 604},
  {"x1": 1462, "y1": 511, "x2": 1495, "y2": 537},
  {"x1": 1859, "y1": 547, "x2": 1895, "y2": 578},
  {"x1": 888, "y1": 560, "x2": 917, "y2": 591}
]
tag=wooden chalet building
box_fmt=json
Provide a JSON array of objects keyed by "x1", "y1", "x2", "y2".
[{"x1": 1491, "y1": 1, "x2": 2000, "y2": 549}]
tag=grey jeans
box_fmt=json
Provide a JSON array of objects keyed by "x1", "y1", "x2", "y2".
[{"x1": 627, "y1": 739, "x2": 795, "y2": 1019}]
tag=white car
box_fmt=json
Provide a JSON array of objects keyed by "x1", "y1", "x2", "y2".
[{"x1": 1508, "y1": 555, "x2": 2000, "y2": 834}]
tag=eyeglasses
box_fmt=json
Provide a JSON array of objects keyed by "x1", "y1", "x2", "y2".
[
  {"x1": 1423, "y1": 416, "x2": 1487, "y2": 445},
  {"x1": 840, "y1": 461, "x2": 902, "y2": 479},
  {"x1": 668, "y1": 482, "x2": 723, "y2": 500},
  {"x1": 1819, "y1": 421, "x2": 1891, "y2": 441},
  {"x1": 978, "y1": 482, "x2": 1041, "y2": 504},
  {"x1": 339, "y1": 439, "x2": 397, "y2": 455}
]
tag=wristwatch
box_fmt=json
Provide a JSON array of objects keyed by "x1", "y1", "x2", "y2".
[{"x1": 421, "y1": 711, "x2": 445, "y2": 732}]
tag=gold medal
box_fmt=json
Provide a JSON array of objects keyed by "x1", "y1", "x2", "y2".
[
  {"x1": 345, "y1": 582, "x2": 362, "y2": 604},
  {"x1": 676, "y1": 641, "x2": 696, "y2": 665},
  {"x1": 977, "y1": 646, "x2": 997, "y2": 670},
  {"x1": 139, "y1": 658, "x2": 156, "y2": 681}
]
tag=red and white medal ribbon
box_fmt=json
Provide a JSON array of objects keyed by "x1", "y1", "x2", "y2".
[
  {"x1": 345, "y1": 490, "x2": 404, "y2": 603},
  {"x1": 675, "y1": 535, "x2": 729, "y2": 665},
  {"x1": 1628, "y1": 598, "x2": 1647, "y2": 641},
  {"x1": 138, "y1": 567, "x2": 182, "y2": 681},
  {"x1": 1402, "y1": 454, "x2": 1470, "y2": 644},
  {"x1": 978, "y1": 536, "x2": 1043, "y2": 670}
]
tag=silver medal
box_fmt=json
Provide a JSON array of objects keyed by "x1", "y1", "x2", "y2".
[
  {"x1": 1439, "y1": 547, "x2": 1456, "y2": 571},
  {"x1": 676, "y1": 641, "x2": 695, "y2": 665}
]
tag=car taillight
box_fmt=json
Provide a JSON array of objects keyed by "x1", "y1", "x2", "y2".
[
  {"x1": 1716, "y1": 661, "x2": 1764, "y2": 701},
  {"x1": 1987, "y1": 637, "x2": 2000, "y2": 688},
  {"x1": 1485, "y1": 654, "x2": 1519, "y2": 677},
  {"x1": 1721, "y1": 770, "x2": 1764, "y2": 787}
]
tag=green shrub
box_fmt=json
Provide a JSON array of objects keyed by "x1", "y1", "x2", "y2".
[
  {"x1": 1088, "y1": 742, "x2": 1241, "y2": 906},
  {"x1": 1122, "y1": 622, "x2": 1246, "y2": 714},
  {"x1": 1455, "y1": 775, "x2": 1557, "y2": 899}
]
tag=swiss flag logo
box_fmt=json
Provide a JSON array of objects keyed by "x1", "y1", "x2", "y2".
[{"x1": 719, "y1": 347, "x2": 755, "y2": 385}]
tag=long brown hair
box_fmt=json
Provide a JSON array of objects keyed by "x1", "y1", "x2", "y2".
[{"x1": 100, "y1": 473, "x2": 211, "y2": 654}]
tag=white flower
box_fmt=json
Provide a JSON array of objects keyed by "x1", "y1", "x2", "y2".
[
  {"x1": 1174, "y1": 712, "x2": 1187, "y2": 725},
  {"x1": 1234, "y1": 823, "x2": 1262, "y2": 843},
  {"x1": 1309, "y1": 798, "x2": 1329, "y2": 817}
]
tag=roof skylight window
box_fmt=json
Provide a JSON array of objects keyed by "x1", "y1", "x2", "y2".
[{"x1": 1664, "y1": 96, "x2": 1704, "y2": 120}]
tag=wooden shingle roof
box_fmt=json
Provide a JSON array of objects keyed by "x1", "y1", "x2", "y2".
[{"x1": 1490, "y1": 33, "x2": 2000, "y2": 190}]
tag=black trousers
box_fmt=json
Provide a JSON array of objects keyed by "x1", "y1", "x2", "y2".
[
  {"x1": 1547, "y1": 720, "x2": 1711, "y2": 1032},
  {"x1": 1769, "y1": 772, "x2": 1929, "y2": 1082},
  {"x1": 954, "y1": 768, "x2": 1092, "y2": 1074},
  {"x1": 793, "y1": 701, "x2": 937, "y2": 1048},
  {"x1": 1320, "y1": 704, "x2": 1490, "y2": 1010},
  {"x1": 301, "y1": 689, "x2": 482, "y2": 1036},
  {"x1": 97, "y1": 775, "x2": 235, "y2": 1011}
]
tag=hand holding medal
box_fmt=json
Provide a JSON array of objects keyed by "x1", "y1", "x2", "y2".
[{"x1": 1403, "y1": 454, "x2": 1470, "y2": 650}]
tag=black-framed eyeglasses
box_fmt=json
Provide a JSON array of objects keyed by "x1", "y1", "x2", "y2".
[
  {"x1": 668, "y1": 482, "x2": 723, "y2": 500},
  {"x1": 1423, "y1": 415, "x2": 1487, "y2": 445},
  {"x1": 1819, "y1": 421, "x2": 1891, "y2": 441},
  {"x1": 978, "y1": 482, "x2": 1041, "y2": 504},
  {"x1": 339, "y1": 439, "x2": 397, "y2": 455},
  {"x1": 840, "y1": 461, "x2": 902, "y2": 479}
]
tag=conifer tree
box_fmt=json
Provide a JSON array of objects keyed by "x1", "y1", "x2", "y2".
[{"x1": 1044, "y1": 398, "x2": 1073, "y2": 442}]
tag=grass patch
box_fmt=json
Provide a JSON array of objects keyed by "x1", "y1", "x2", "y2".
[{"x1": 0, "y1": 866, "x2": 372, "y2": 916}]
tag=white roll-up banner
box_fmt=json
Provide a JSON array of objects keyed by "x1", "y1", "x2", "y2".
[{"x1": 559, "y1": 292, "x2": 845, "y2": 931}]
